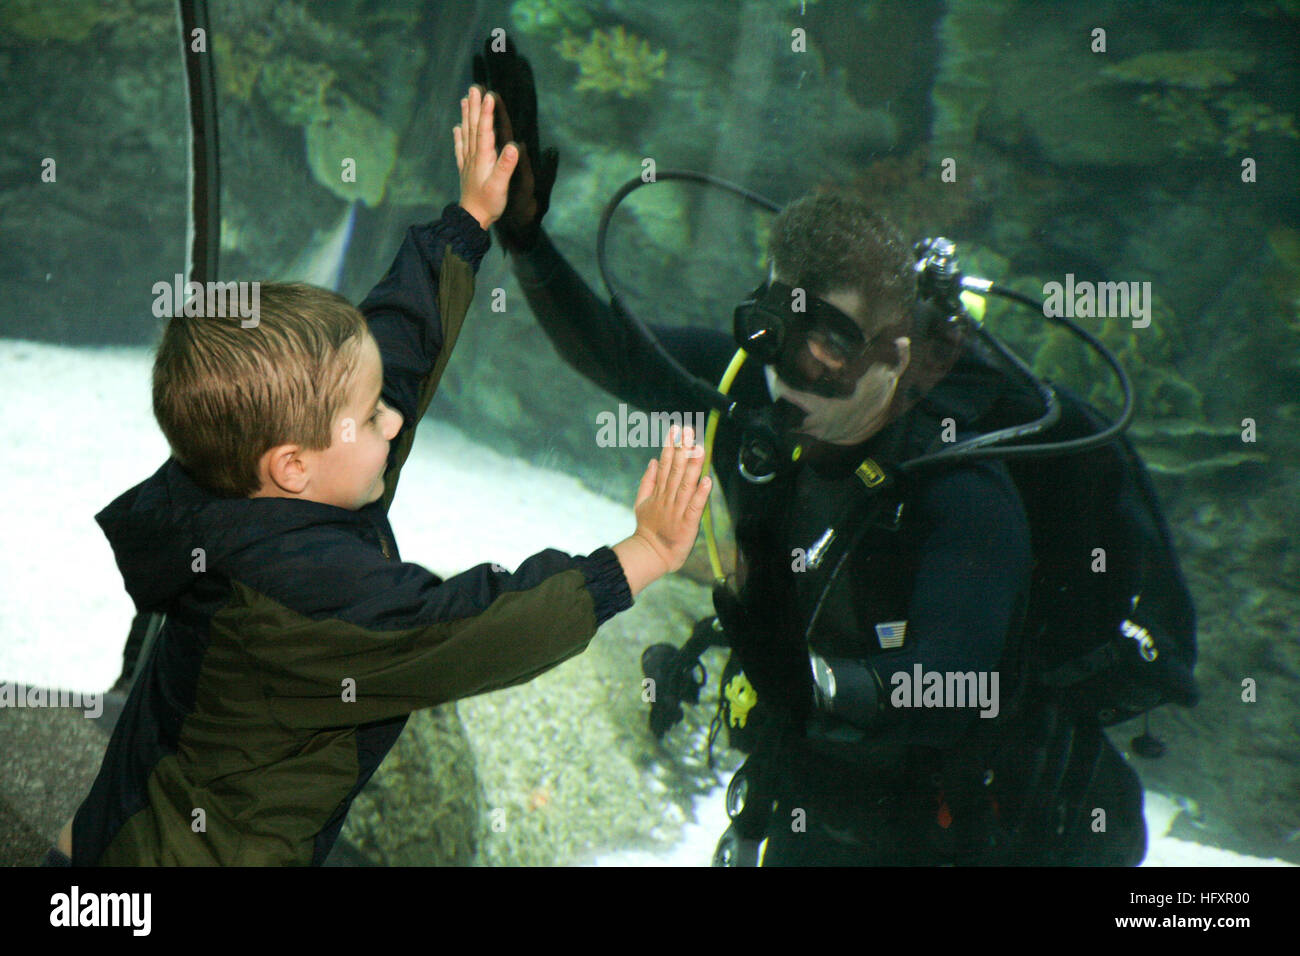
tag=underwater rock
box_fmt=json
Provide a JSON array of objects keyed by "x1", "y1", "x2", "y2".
[
  {"x1": 931, "y1": 6, "x2": 1276, "y2": 167},
  {"x1": 982, "y1": 39, "x2": 1178, "y2": 168},
  {"x1": 457, "y1": 573, "x2": 732, "y2": 866},
  {"x1": 1128, "y1": 419, "x2": 1269, "y2": 479},
  {"x1": 305, "y1": 93, "x2": 398, "y2": 207},
  {"x1": 846, "y1": 149, "x2": 981, "y2": 243},
  {"x1": 383, "y1": 153, "x2": 445, "y2": 209},
  {"x1": 929, "y1": 0, "x2": 1018, "y2": 161},
  {"x1": 0, "y1": 0, "x2": 146, "y2": 43},
  {"x1": 340, "y1": 704, "x2": 481, "y2": 866},
  {"x1": 0, "y1": 0, "x2": 187, "y2": 343},
  {"x1": 1265, "y1": 226, "x2": 1300, "y2": 332},
  {"x1": 1094, "y1": 47, "x2": 1294, "y2": 157}
]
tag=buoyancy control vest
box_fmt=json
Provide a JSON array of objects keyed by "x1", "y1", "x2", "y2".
[
  {"x1": 699, "y1": 347, "x2": 1197, "y2": 859},
  {"x1": 715, "y1": 347, "x2": 1197, "y2": 742}
]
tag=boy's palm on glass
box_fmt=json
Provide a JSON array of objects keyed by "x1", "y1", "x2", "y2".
[
  {"x1": 454, "y1": 85, "x2": 518, "y2": 230},
  {"x1": 633, "y1": 427, "x2": 710, "y2": 573}
]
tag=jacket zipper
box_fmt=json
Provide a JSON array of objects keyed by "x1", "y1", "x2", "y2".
[{"x1": 366, "y1": 517, "x2": 393, "y2": 560}]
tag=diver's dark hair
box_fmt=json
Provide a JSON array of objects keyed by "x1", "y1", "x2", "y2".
[
  {"x1": 768, "y1": 190, "x2": 963, "y2": 421},
  {"x1": 767, "y1": 190, "x2": 916, "y2": 330}
]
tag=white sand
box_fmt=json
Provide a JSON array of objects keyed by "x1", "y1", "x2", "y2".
[{"x1": 1, "y1": 339, "x2": 1289, "y2": 867}]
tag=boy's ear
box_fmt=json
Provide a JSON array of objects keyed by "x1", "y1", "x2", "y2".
[{"x1": 258, "y1": 444, "x2": 309, "y2": 496}]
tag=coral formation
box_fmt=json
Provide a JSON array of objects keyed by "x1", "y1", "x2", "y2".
[
  {"x1": 213, "y1": 32, "x2": 277, "y2": 105},
  {"x1": 1217, "y1": 93, "x2": 1299, "y2": 153},
  {"x1": 259, "y1": 56, "x2": 338, "y2": 127},
  {"x1": 1134, "y1": 89, "x2": 1297, "y2": 155},
  {"x1": 555, "y1": 26, "x2": 667, "y2": 99},
  {"x1": 1134, "y1": 89, "x2": 1220, "y2": 152},
  {"x1": 1101, "y1": 49, "x2": 1256, "y2": 89},
  {"x1": 209, "y1": 0, "x2": 368, "y2": 117},
  {"x1": 1100, "y1": 49, "x2": 1296, "y2": 156},
  {"x1": 1033, "y1": 302, "x2": 1203, "y2": 421},
  {"x1": 948, "y1": 249, "x2": 1217, "y2": 454},
  {"x1": 1028, "y1": 306, "x2": 1267, "y2": 480},
  {"x1": 509, "y1": 0, "x2": 593, "y2": 36},
  {"x1": 260, "y1": 2, "x2": 369, "y2": 65},
  {"x1": 319, "y1": 0, "x2": 424, "y2": 29}
]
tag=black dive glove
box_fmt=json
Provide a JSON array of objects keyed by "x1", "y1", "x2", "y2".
[{"x1": 472, "y1": 34, "x2": 559, "y2": 253}]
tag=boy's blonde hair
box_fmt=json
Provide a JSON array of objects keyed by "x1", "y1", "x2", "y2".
[{"x1": 152, "y1": 282, "x2": 370, "y2": 498}]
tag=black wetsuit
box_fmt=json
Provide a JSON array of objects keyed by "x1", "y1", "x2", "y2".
[{"x1": 512, "y1": 233, "x2": 1147, "y2": 866}]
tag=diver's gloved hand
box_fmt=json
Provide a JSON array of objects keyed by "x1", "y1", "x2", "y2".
[{"x1": 472, "y1": 34, "x2": 559, "y2": 253}]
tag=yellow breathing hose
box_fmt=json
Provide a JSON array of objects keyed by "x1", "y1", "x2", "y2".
[{"x1": 701, "y1": 348, "x2": 752, "y2": 585}]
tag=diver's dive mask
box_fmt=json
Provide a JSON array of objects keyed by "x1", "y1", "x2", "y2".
[{"x1": 733, "y1": 280, "x2": 901, "y2": 399}]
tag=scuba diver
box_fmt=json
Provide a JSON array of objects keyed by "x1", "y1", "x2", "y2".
[{"x1": 472, "y1": 37, "x2": 1196, "y2": 866}]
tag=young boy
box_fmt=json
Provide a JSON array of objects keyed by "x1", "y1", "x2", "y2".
[{"x1": 51, "y1": 86, "x2": 710, "y2": 865}]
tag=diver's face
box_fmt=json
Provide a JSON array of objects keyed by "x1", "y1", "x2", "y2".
[
  {"x1": 766, "y1": 285, "x2": 911, "y2": 446},
  {"x1": 251, "y1": 334, "x2": 404, "y2": 509}
]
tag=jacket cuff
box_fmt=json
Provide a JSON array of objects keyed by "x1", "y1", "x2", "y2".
[
  {"x1": 440, "y1": 202, "x2": 492, "y2": 267},
  {"x1": 577, "y1": 545, "x2": 634, "y2": 626}
]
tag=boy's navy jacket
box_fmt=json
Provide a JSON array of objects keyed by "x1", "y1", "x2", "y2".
[{"x1": 75, "y1": 204, "x2": 633, "y2": 865}]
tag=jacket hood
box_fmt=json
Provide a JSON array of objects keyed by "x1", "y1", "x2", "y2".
[{"x1": 95, "y1": 458, "x2": 364, "y2": 613}]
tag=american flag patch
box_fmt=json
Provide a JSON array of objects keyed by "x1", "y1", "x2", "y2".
[{"x1": 875, "y1": 620, "x2": 907, "y2": 649}]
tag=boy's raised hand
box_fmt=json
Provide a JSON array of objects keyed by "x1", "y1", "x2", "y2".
[
  {"x1": 454, "y1": 85, "x2": 519, "y2": 231},
  {"x1": 632, "y1": 426, "x2": 711, "y2": 574}
]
